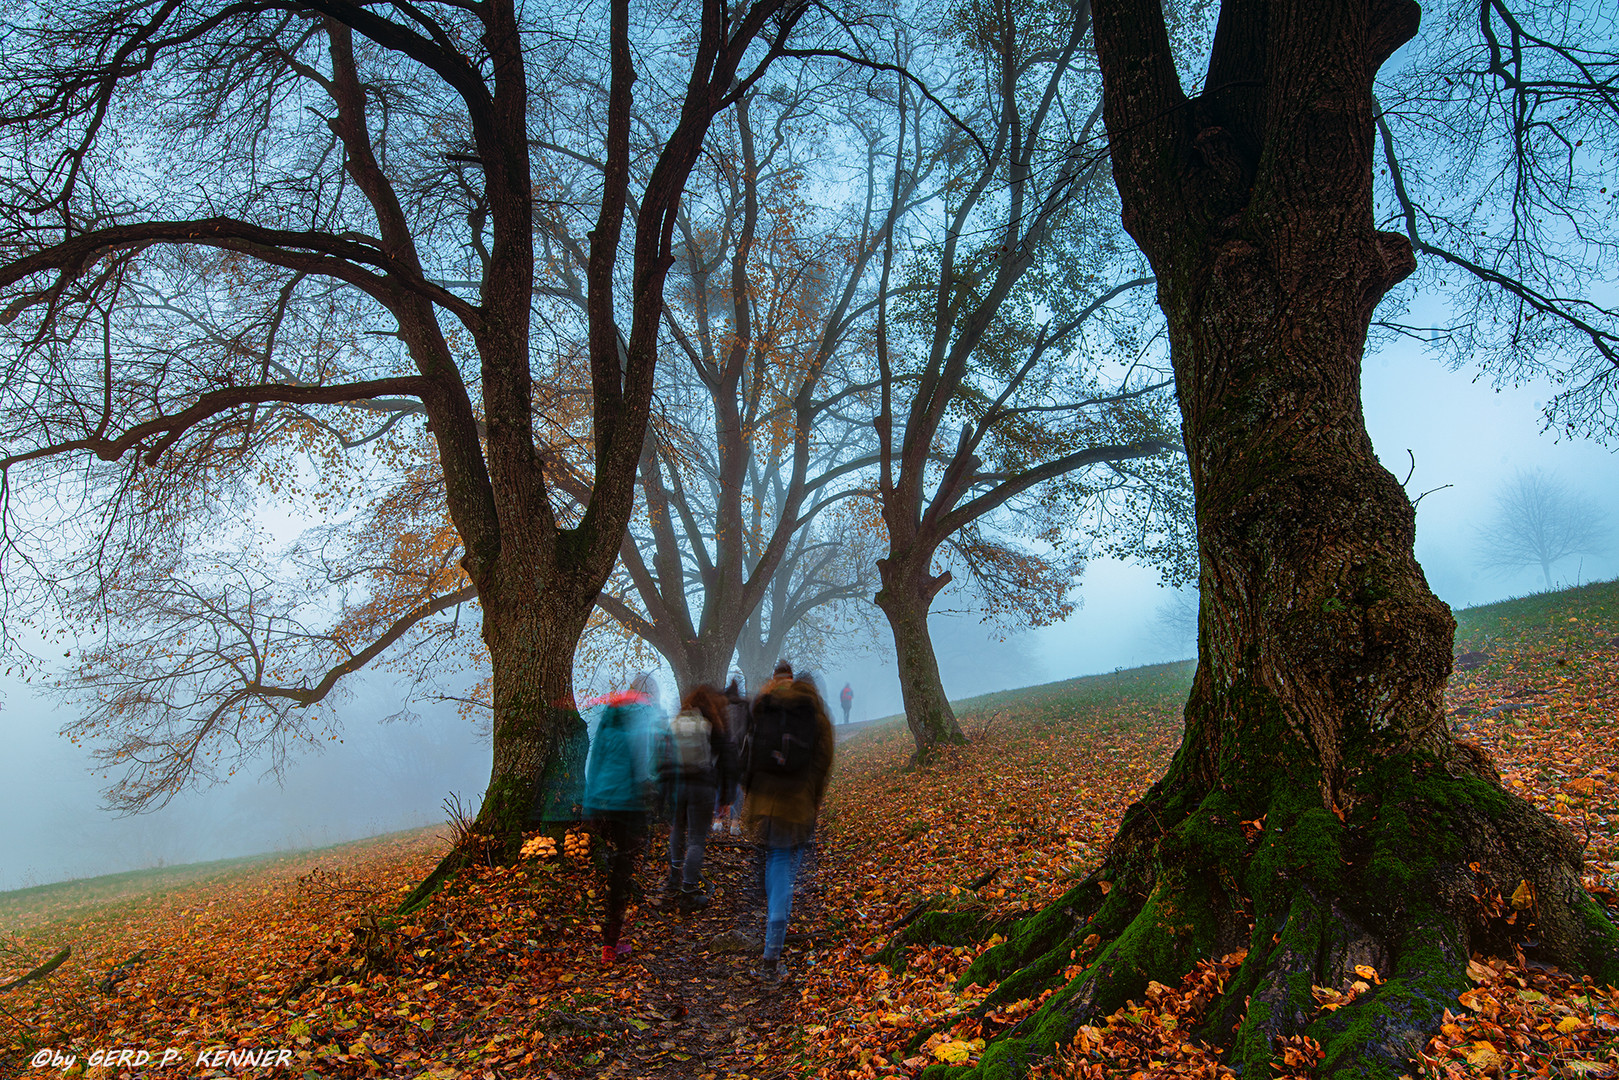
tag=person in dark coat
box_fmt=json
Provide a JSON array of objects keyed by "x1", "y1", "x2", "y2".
[
  {"x1": 582, "y1": 672, "x2": 660, "y2": 965},
  {"x1": 721, "y1": 676, "x2": 750, "y2": 836},
  {"x1": 742, "y1": 675, "x2": 835, "y2": 983},
  {"x1": 663, "y1": 684, "x2": 737, "y2": 912}
]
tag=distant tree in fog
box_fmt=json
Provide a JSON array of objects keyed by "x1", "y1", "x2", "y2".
[
  {"x1": 1149, "y1": 587, "x2": 1199, "y2": 659},
  {"x1": 1476, "y1": 470, "x2": 1609, "y2": 591}
]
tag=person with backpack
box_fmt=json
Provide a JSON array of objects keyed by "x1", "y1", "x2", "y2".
[
  {"x1": 582, "y1": 673, "x2": 661, "y2": 965},
  {"x1": 661, "y1": 684, "x2": 737, "y2": 912},
  {"x1": 839, "y1": 682, "x2": 853, "y2": 725},
  {"x1": 741, "y1": 673, "x2": 835, "y2": 983}
]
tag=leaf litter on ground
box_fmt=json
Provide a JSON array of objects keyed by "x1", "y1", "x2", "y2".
[{"x1": 3, "y1": 581, "x2": 1618, "y2": 1078}]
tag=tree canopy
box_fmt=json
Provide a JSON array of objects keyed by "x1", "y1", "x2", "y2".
[{"x1": 0, "y1": 0, "x2": 813, "y2": 836}]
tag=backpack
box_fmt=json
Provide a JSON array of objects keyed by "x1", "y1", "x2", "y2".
[
  {"x1": 667, "y1": 708, "x2": 713, "y2": 780},
  {"x1": 744, "y1": 690, "x2": 816, "y2": 777}
]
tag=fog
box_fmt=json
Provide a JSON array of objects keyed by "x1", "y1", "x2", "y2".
[
  {"x1": 0, "y1": 675, "x2": 487, "y2": 892},
  {"x1": 3, "y1": 337, "x2": 1616, "y2": 892}
]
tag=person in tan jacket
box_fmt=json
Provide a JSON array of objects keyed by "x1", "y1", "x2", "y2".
[{"x1": 741, "y1": 674, "x2": 835, "y2": 983}]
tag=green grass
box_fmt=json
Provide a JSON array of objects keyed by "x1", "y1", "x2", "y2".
[
  {"x1": 855, "y1": 660, "x2": 1196, "y2": 744},
  {"x1": 948, "y1": 660, "x2": 1196, "y2": 718},
  {"x1": 0, "y1": 826, "x2": 437, "y2": 933},
  {"x1": 1453, "y1": 577, "x2": 1619, "y2": 649}
]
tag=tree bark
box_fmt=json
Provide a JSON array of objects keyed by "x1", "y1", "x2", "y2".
[
  {"x1": 395, "y1": 0, "x2": 800, "y2": 903},
  {"x1": 665, "y1": 638, "x2": 735, "y2": 700},
  {"x1": 875, "y1": 555, "x2": 966, "y2": 763},
  {"x1": 907, "y1": 2, "x2": 1619, "y2": 1076},
  {"x1": 477, "y1": 598, "x2": 591, "y2": 837}
]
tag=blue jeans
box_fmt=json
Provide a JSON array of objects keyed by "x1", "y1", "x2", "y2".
[{"x1": 763, "y1": 843, "x2": 807, "y2": 959}]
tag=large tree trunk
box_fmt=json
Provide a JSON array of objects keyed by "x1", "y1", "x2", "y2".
[
  {"x1": 666, "y1": 637, "x2": 736, "y2": 701},
  {"x1": 399, "y1": 583, "x2": 591, "y2": 914},
  {"x1": 476, "y1": 603, "x2": 590, "y2": 838},
  {"x1": 909, "y1": 1, "x2": 1619, "y2": 1075},
  {"x1": 875, "y1": 555, "x2": 966, "y2": 763}
]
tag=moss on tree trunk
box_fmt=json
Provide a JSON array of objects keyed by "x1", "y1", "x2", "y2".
[
  {"x1": 919, "y1": 732, "x2": 1615, "y2": 1079},
  {"x1": 398, "y1": 598, "x2": 591, "y2": 913}
]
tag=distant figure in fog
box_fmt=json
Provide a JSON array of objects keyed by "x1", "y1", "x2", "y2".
[
  {"x1": 742, "y1": 674, "x2": 835, "y2": 984},
  {"x1": 582, "y1": 672, "x2": 660, "y2": 965},
  {"x1": 839, "y1": 682, "x2": 853, "y2": 725},
  {"x1": 661, "y1": 684, "x2": 736, "y2": 912}
]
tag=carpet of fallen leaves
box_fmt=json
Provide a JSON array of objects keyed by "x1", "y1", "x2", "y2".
[
  {"x1": 3, "y1": 581, "x2": 1618, "y2": 1080},
  {"x1": 795, "y1": 581, "x2": 1619, "y2": 1079}
]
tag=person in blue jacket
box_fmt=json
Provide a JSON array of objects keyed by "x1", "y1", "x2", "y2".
[{"x1": 582, "y1": 672, "x2": 660, "y2": 965}]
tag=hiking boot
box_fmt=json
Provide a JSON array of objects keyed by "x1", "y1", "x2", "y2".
[
  {"x1": 664, "y1": 865, "x2": 681, "y2": 892},
  {"x1": 677, "y1": 886, "x2": 711, "y2": 914},
  {"x1": 751, "y1": 957, "x2": 788, "y2": 984}
]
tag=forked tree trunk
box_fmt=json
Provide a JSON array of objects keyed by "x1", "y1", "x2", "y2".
[
  {"x1": 665, "y1": 636, "x2": 737, "y2": 701},
  {"x1": 917, "y1": 2, "x2": 1619, "y2": 1075},
  {"x1": 875, "y1": 556, "x2": 966, "y2": 763}
]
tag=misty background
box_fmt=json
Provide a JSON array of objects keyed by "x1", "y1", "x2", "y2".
[{"x1": 2, "y1": 338, "x2": 1615, "y2": 892}]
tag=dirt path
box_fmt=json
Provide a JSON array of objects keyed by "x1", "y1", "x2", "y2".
[{"x1": 594, "y1": 831, "x2": 822, "y2": 1079}]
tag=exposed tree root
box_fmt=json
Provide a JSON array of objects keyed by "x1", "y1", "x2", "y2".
[
  {"x1": 897, "y1": 742, "x2": 1619, "y2": 1080},
  {"x1": 396, "y1": 846, "x2": 472, "y2": 917},
  {"x1": 0, "y1": 945, "x2": 71, "y2": 994}
]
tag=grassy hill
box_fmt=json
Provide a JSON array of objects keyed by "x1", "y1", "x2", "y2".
[{"x1": 0, "y1": 827, "x2": 442, "y2": 935}]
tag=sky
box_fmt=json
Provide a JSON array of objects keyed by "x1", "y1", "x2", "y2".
[{"x1": 2, "y1": 336, "x2": 1617, "y2": 892}]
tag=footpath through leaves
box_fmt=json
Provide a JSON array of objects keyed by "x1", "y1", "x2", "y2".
[{"x1": 4, "y1": 581, "x2": 1619, "y2": 1078}]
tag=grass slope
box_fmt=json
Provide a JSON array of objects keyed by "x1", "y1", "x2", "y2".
[{"x1": 0, "y1": 828, "x2": 441, "y2": 935}]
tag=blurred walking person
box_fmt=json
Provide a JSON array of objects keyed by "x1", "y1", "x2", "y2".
[
  {"x1": 762, "y1": 659, "x2": 794, "y2": 694},
  {"x1": 741, "y1": 673, "x2": 835, "y2": 983},
  {"x1": 839, "y1": 682, "x2": 853, "y2": 725},
  {"x1": 720, "y1": 676, "x2": 750, "y2": 837},
  {"x1": 582, "y1": 672, "x2": 660, "y2": 965},
  {"x1": 662, "y1": 684, "x2": 737, "y2": 912}
]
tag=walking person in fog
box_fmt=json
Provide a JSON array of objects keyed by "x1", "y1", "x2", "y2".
[
  {"x1": 720, "y1": 676, "x2": 749, "y2": 837},
  {"x1": 662, "y1": 684, "x2": 736, "y2": 912},
  {"x1": 582, "y1": 672, "x2": 660, "y2": 965},
  {"x1": 839, "y1": 682, "x2": 853, "y2": 725},
  {"x1": 762, "y1": 659, "x2": 794, "y2": 694},
  {"x1": 741, "y1": 673, "x2": 835, "y2": 983}
]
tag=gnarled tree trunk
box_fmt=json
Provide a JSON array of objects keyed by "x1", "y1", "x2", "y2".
[{"x1": 914, "y1": 1, "x2": 1619, "y2": 1075}]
